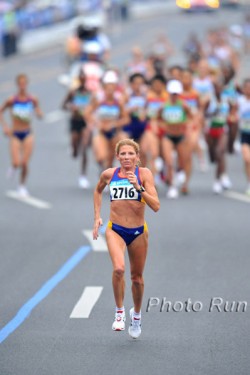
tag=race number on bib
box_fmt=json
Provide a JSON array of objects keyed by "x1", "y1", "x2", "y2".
[
  {"x1": 240, "y1": 112, "x2": 250, "y2": 132},
  {"x1": 110, "y1": 183, "x2": 139, "y2": 200},
  {"x1": 162, "y1": 106, "x2": 184, "y2": 124},
  {"x1": 12, "y1": 103, "x2": 33, "y2": 122}
]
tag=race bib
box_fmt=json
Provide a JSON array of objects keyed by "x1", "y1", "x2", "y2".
[
  {"x1": 162, "y1": 106, "x2": 184, "y2": 124},
  {"x1": 240, "y1": 111, "x2": 250, "y2": 132},
  {"x1": 12, "y1": 102, "x2": 33, "y2": 122},
  {"x1": 110, "y1": 180, "x2": 139, "y2": 201},
  {"x1": 73, "y1": 93, "x2": 90, "y2": 108},
  {"x1": 98, "y1": 104, "x2": 120, "y2": 120},
  {"x1": 128, "y1": 96, "x2": 146, "y2": 109},
  {"x1": 186, "y1": 98, "x2": 198, "y2": 109},
  {"x1": 147, "y1": 101, "x2": 162, "y2": 118}
]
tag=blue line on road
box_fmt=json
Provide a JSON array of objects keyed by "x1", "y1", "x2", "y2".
[{"x1": 0, "y1": 245, "x2": 91, "y2": 344}]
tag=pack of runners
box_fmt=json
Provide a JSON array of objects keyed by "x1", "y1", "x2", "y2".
[{"x1": 1, "y1": 24, "x2": 250, "y2": 198}]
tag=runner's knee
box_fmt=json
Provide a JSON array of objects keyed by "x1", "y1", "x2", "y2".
[
  {"x1": 20, "y1": 160, "x2": 29, "y2": 169},
  {"x1": 131, "y1": 273, "x2": 144, "y2": 287},
  {"x1": 113, "y1": 267, "x2": 125, "y2": 279},
  {"x1": 12, "y1": 161, "x2": 20, "y2": 169}
]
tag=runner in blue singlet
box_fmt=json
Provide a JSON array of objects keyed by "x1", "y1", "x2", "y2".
[
  {"x1": 0, "y1": 74, "x2": 43, "y2": 197},
  {"x1": 93, "y1": 139, "x2": 159, "y2": 339}
]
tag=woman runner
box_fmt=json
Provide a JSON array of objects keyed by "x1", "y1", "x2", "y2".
[
  {"x1": 93, "y1": 139, "x2": 160, "y2": 339},
  {"x1": 0, "y1": 74, "x2": 43, "y2": 197}
]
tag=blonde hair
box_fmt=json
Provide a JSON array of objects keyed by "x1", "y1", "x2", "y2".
[{"x1": 115, "y1": 138, "x2": 140, "y2": 155}]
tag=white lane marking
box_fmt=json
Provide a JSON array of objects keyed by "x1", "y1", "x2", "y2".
[
  {"x1": 6, "y1": 191, "x2": 52, "y2": 209},
  {"x1": 82, "y1": 230, "x2": 108, "y2": 252},
  {"x1": 224, "y1": 191, "x2": 250, "y2": 204},
  {"x1": 70, "y1": 286, "x2": 103, "y2": 318},
  {"x1": 44, "y1": 110, "x2": 65, "y2": 124}
]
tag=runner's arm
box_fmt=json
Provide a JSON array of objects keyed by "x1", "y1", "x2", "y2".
[
  {"x1": 183, "y1": 102, "x2": 194, "y2": 121},
  {"x1": 116, "y1": 102, "x2": 130, "y2": 128},
  {"x1": 62, "y1": 91, "x2": 74, "y2": 111},
  {"x1": 84, "y1": 96, "x2": 98, "y2": 127},
  {"x1": 0, "y1": 98, "x2": 13, "y2": 136},
  {"x1": 93, "y1": 169, "x2": 112, "y2": 239},
  {"x1": 33, "y1": 97, "x2": 43, "y2": 119},
  {"x1": 127, "y1": 168, "x2": 160, "y2": 212}
]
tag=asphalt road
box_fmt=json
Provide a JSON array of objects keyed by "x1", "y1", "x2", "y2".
[{"x1": 0, "y1": 7, "x2": 250, "y2": 375}]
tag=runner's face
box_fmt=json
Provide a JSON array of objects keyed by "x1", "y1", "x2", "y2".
[
  {"x1": 117, "y1": 145, "x2": 139, "y2": 169},
  {"x1": 170, "y1": 69, "x2": 182, "y2": 81},
  {"x1": 104, "y1": 83, "x2": 116, "y2": 95},
  {"x1": 152, "y1": 80, "x2": 164, "y2": 94},
  {"x1": 170, "y1": 93, "x2": 179, "y2": 101},
  {"x1": 17, "y1": 77, "x2": 28, "y2": 91},
  {"x1": 182, "y1": 71, "x2": 192, "y2": 87},
  {"x1": 131, "y1": 77, "x2": 143, "y2": 91}
]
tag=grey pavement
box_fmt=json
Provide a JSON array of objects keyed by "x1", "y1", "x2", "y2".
[{"x1": 0, "y1": 6, "x2": 250, "y2": 375}]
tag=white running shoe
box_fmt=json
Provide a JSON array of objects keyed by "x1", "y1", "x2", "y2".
[
  {"x1": 112, "y1": 310, "x2": 126, "y2": 331},
  {"x1": 175, "y1": 170, "x2": 186, "y2": 187},
  {"x1": 78, "y1": 176, "x2": 90, "y2": 189},
  {"x1": 220, "y1": 174, "x2": 232, "y2": 190},
  {"x1": 154, "y1": 157, "x2": 164, "y2": 172},
  {"x1": 128, "y1": 308, "x2": 141, "y2": 339},
  {"x1": 213, "y1": 180, "x2": 222, "y2": 194},
  {"x1": 167, "y1": 186, "x2": 179, "y2": 199},
  {"x1": 233, "y1": 140, "x2": 241, "y2": 154},
  {"x1": 18, "y1": 185, "x2": 29, "y2": 198}
]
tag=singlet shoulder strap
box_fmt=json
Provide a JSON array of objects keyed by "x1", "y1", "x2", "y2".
[
  {"x1": 13, "y1": 94, "x2": 34, "y2": 103},
  {"x1": 108, "y1": 167, "x2": 118, "y2": 184},
  {"x1": 136, "y1": 166, "x2": 142, "y2": 185},
  {"x1": 13, "y1": 95, "x2": 19, "y2": 102}
]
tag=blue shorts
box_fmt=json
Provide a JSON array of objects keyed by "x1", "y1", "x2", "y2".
[
  {"x1": 100, "y1": 128, "x2": 117, "y2": 140},
  {"x1": 240, "y1": 132, "x2": 250, "y2": 145},
  {"x1": 123, "y1": 116, "x2": 147, "y2": 141},
  {"x1": 108, "y1": 221, "x2": 148, "y2": 246},
  {"x1": 13, "y1": 130, "x2": 31, "y2": 142},
  {"x1": 165, "y1": 134, "x2": 184, "y2": 145}
]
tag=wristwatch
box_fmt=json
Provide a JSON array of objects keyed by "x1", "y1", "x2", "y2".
[{"x1": 136, "y1": 185, "x2": 145, "y2": 193}]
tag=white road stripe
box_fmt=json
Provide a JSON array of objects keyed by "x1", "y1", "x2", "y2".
[
  {"x1": 44, "y1": 110, "x2": 65, "y2": 124},
  {"x1": 6, "y1": 191, "x2": 52, "y2": 209},
  {"x1": 70, "y1": 286, "x2": 103, "y2": 318},
  {"x1": 224, "y1": 191, "x2": 250, "y2": 204},
  {"x1": 83, "y1": 230, "x2": 108, "y2": 252}
]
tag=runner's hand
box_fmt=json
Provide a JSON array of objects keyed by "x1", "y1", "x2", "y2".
[
  {"x1": 3, "y1": 126, "x2": 12, "y2": 137},
  {"x1": 93, "y1": 218, "x2": 103, "y2": 240},
  {"x1": 126, "y1": 172, "x2": 140, "y2": 191}
]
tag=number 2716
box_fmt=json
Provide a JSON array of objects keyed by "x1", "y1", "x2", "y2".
[{"x1": 112, "y1": 187, "x2": 136, "y2": 199}]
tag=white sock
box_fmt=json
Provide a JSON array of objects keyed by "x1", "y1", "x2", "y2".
[
  {"x1": 116, "y1": 306, "x2": 125, "y2": 313},
  {"x1": 133, "y1": 309, "x2": 141, "y2": 319}
]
